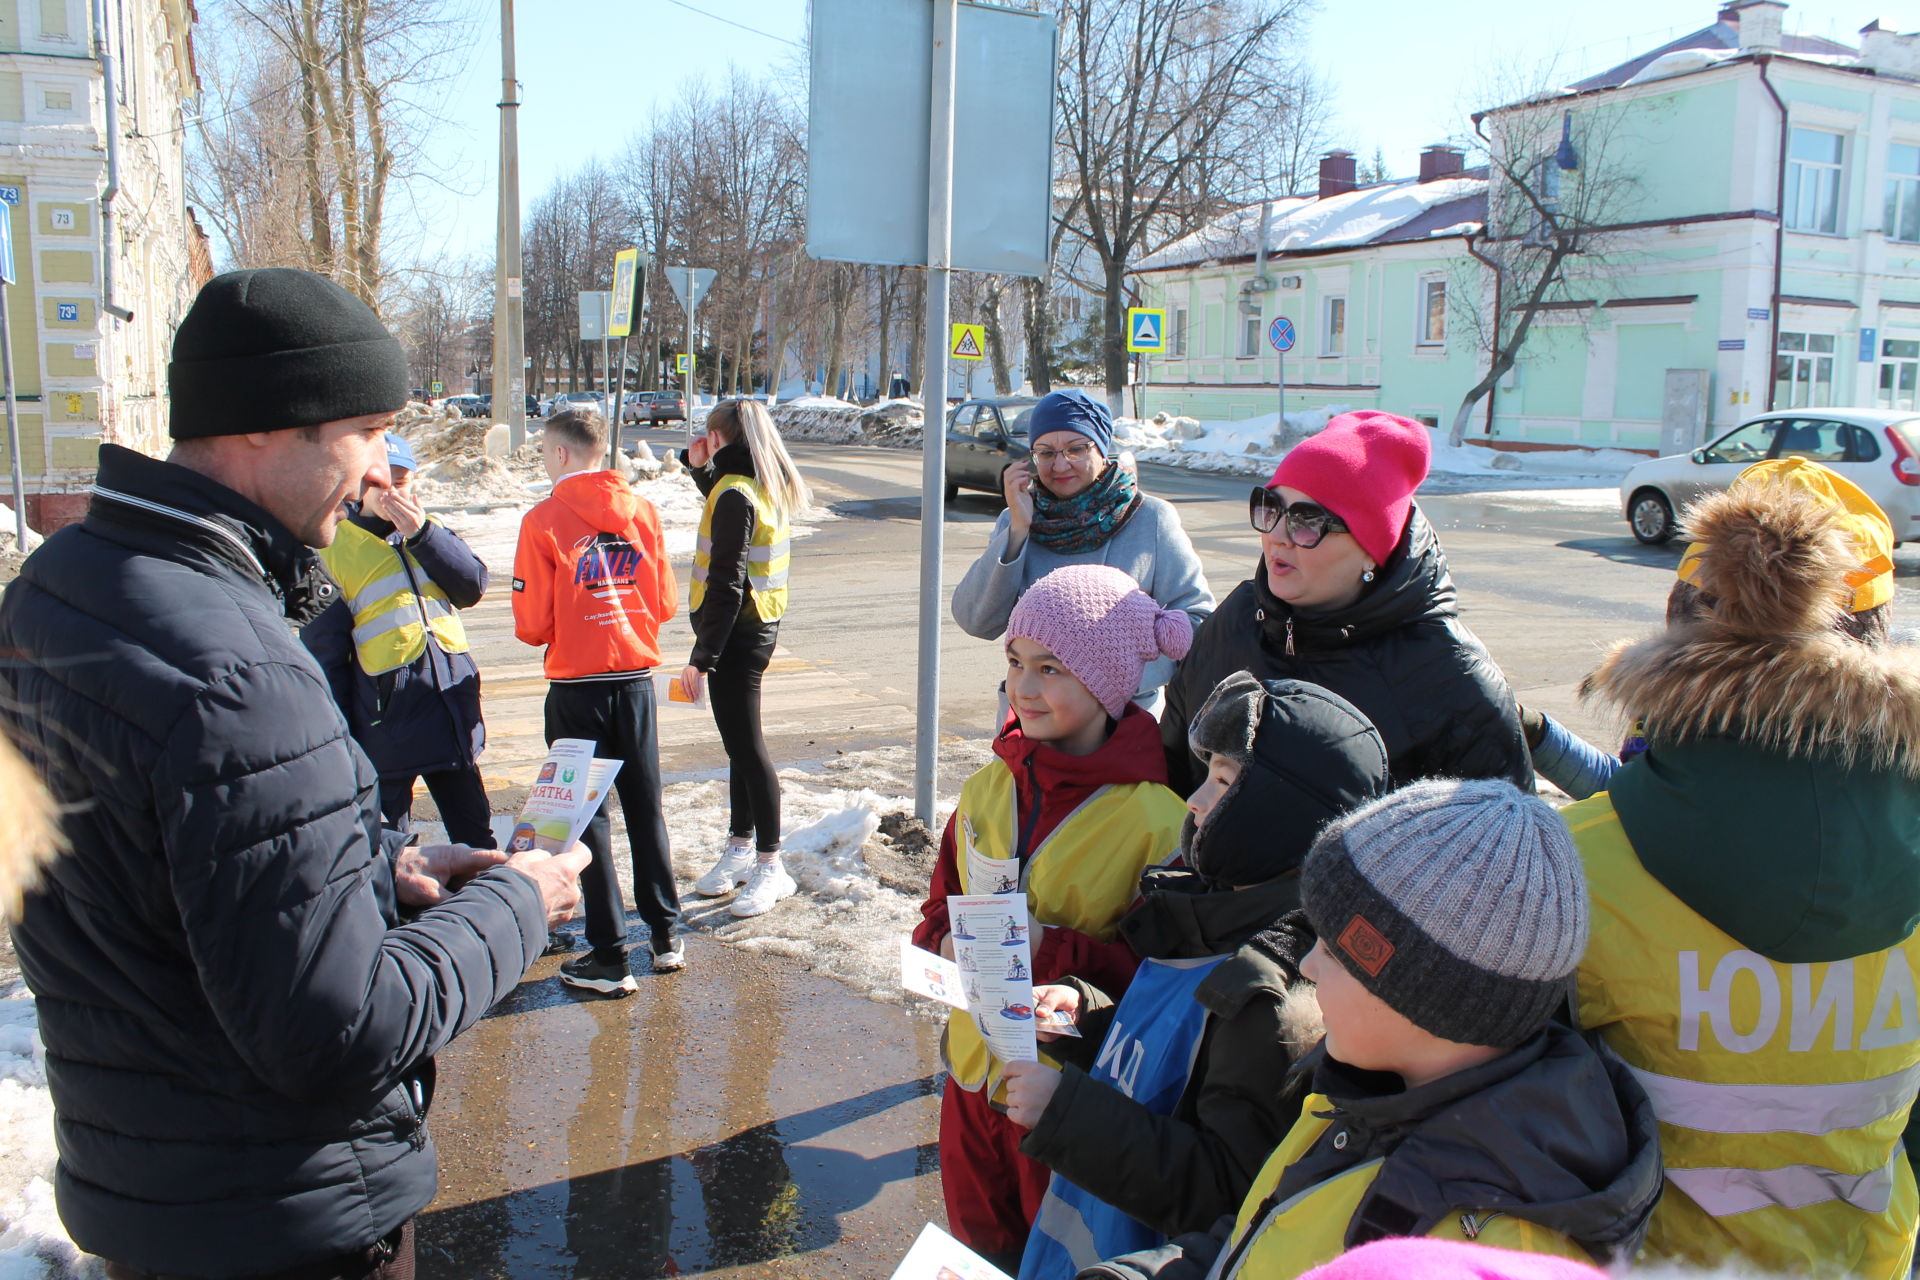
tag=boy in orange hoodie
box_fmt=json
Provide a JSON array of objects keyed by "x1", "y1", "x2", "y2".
[{"x1": 513, "y1": 408, "x2": 683, "y2": 991}]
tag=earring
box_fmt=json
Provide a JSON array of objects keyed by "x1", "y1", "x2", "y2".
[{"x1": 1362, "y1": 567, "x2": 1376, "y2": 583}]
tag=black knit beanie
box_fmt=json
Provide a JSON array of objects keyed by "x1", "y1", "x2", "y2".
[
  {"x1": 1184, "y1": 672, "x2": 1390, "y2": 888},
  {"x1": 167, "y1": 268, "x2": 410, "y2": 438}
]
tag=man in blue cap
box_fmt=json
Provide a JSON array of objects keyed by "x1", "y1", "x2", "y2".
[{"x1": 305, "y1": 430, "x2": 499, "y2": 851}]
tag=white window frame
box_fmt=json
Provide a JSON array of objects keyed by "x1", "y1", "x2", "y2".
[
  {"x1": 1775, "y1": 330, "x2": 1837, "y2": 409},
  {"x1": 1170, "y1": 306, "x2": 1189, "y2": 358},
  {"x1": 1887, "y1": 142, "x2": 1920, "y2": 245},
  {"x1": 1237, "y1": 312, "x2": 1261, "y2": 358},
  {"x1": 1417, "y1": 278, "x2": 1447, "y2": 347},
  {"x1": 1786, "y1": 127, "x2": 1846, "y2": 235},
  {"x1": 1320, "y1": 295, "x2": 1346, "y2": 357}
]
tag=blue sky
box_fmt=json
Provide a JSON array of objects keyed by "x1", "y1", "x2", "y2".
[{"x1": 407, "y1": 0, "x2": 1879, "y2": 267}]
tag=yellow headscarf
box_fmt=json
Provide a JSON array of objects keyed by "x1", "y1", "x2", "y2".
[{"x1": 1676, "y1": 457, "x2": 1895, "y2": 612}]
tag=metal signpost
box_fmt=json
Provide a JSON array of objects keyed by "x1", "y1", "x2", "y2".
[
  {"x1": 808, "y1": 0, "x2": 1055, "y2": 820},
  {"x1": 0, "y1": 191, "x2": 23, "y2": 546},
  {"x1": 666, "y1": 266, "x2": 715, "y2": 441},
  {"x1": 493, "y1": 0, "x2": 526, "y2": 449},
  {"x1": 1268, "y1": 315, "x2": 1296, "y2": 432}
]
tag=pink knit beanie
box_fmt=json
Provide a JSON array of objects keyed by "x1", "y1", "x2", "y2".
[
  {"x1": 1269, "y1": 410, "x2": 1432, "y2": 565},
  {"x1": 1298, "y1": 1240, "x2": 1607, "y2": 1280},
  {"x1": 1006, "y1": 564, "x2": 1194, "y2": 717}
]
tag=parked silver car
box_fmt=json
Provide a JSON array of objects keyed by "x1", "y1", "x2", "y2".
[{"x1": 1620, "y1": 409, "x2": 1920, "y2": 545}]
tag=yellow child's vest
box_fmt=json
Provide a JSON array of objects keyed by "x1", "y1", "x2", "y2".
[
  {"x1": 942, "y1": 760, "x2": 1184, "y2": 1105},
  {"x1": 691, "y1": 473, "x2": 790, "y2": 621},
  {"x1": 1213, "y1": 1098, "x2": 1593, "y2": 1280},
  {"x1": 318, "y1": 518, "x2": 469, "y2": 676},
  {"x1": 1567, "y1": 793, "x2": 1920, "y2": 1280}
]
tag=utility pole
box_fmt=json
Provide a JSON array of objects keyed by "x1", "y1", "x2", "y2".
[
  {"x1": 493, "y1": 0, "x2": 526, "y2": 449},
  {"x1": 914, "y1": 0, "x2": 958, "y2": 821}
]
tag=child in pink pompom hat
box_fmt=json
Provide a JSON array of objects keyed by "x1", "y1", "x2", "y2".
[
  {"x1": 1300, "y1": 1240, "x2": 1607, "y2": 1280},
  {"x1": 911, "y1": 564, "x2": 1193, "y2": 1267}
]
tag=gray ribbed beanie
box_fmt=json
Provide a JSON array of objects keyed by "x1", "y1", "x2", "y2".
[{"x1": 1301, "y1": 778, "x2": 1588, "y2": 1048}]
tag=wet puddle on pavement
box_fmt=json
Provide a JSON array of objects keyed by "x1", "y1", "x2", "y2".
[{"x1": 417, "y1": 935, "x2": 945, "y2": 1278}]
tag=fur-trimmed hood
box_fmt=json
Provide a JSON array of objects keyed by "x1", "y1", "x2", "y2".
[
  {"x1": 1581, "y1": 483, "x2": 1920, "y2": 774},
  {"x1": 1579, "y1": 482, "x2": 1920, "y2": 963}
]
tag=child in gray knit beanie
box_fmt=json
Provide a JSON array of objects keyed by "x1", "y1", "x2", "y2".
[{"x1": 1084, "y1": 779, "x2": 1664, "y2": 1280}]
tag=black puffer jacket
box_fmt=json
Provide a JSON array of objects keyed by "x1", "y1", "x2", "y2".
[
  {"x1": 0, "y1": 446, "x2": 546, "y2": 1277},
  {"x1": 1161, "y1": 507, "x2": 1529, "y2": 794}
]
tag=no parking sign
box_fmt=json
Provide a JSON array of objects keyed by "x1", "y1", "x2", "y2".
[{"x1": 1268, "y1": 316, "x2": 1296, "y2": 353}]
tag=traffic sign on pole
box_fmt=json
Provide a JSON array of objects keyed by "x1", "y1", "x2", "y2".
[
  {"x1": 1127, "y1": 308, "x2": 1165, "y2": 354},
  {"x1": 666, "y1": 267, "x2": 716, "y2": 313},
  {"x1": 608, "y1": 248, "x2": 641, "y2": 338},
  {"x1": 950, "y1": 323, "x2": 985, "y2": 361},
  {"x1": 676, "y1": 353, "x2": 693, "y2": 374},
  {"x1": 1267, "y1": 316, "x2": 1297, "y2": 353}
]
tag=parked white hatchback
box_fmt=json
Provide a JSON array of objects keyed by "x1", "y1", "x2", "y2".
[{"x1": 1620, "y1": 409, "x2": 1920, "y2": 545}]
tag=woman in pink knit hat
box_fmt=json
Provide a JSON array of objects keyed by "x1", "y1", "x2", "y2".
[
  {"x1": 912, "y1": 563, "x2": 1194, "y2": 1270},
  {"x1": 1160, "y1": 410, "x2": 1529, "y2": 795}
]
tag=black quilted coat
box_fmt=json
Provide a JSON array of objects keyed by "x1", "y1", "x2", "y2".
[
  {"x1": 1161, "y1": 506, "x2": 1530, "y2": 795},
  {"x1": 0, "y1": 445, "x2": 545, "y2": 1277}
]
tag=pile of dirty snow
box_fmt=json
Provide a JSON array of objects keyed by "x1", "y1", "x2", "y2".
[{"x1": 774, "y1": 399, "x2": 926, "y2": 449}]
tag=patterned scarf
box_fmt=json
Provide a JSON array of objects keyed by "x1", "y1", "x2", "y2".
[{"x1": 1030, "y1": 459, "x2": 1142, "y2": 554}]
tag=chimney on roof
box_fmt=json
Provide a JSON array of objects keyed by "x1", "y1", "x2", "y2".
[
  {"x1": 1727, "y1": 0, "x2": 1787, "y2": 53},
  {"x1": 1858, "y1": 19, "x2": 1920, "y2": 77},
  {"x1": 1319, "y1": 150, "x2": 1357, "y2": 200},
  {"x1": 1419, "y1": 145, "x2": 1465, "y2": 183}
]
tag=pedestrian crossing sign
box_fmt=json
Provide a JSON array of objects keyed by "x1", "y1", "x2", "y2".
[
  {"x1": 950, "y1": 324, "x2": 986, "y2": 362},
  {"x1": 1127, "y1": 308, "x2": 1166, "y2": 353},
  {"x1": 676, "y1": 353, "x2": 692, "y2": 374}
]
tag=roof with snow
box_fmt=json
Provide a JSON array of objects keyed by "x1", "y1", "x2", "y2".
[
  {"x1": 1136, "y1": 176, "x2": 1488, "y2": 273},
  {"x1": 1569, "y1": 16, "x2": 1856, "y2": 92}
]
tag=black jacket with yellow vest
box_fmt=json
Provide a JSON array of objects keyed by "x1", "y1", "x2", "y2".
[
  {"x1": 1078, "y1": 1027, "x2": 1662, "y2": 1280},
  {"x1": 303, "y1": 505, "x2": 488, "y2": 778},
  {"x1": 1570, "y1": 483, "x2": 1920, "y2": 1279},
  {"x1": 684, "y1": 440, "x2": 789, "y2": 669}
]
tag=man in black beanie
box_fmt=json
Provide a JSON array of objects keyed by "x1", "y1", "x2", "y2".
[{"x1": 0, "y1": 267, "x2": 590, "y2": 1279}]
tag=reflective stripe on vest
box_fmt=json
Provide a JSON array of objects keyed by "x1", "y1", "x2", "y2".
[
  {"x1": 940, "y1": 762, "x2": 1185, "y2": 1104},
  {"x1": 318, "y1": 519, "x2": 470, "y2": 676},
  {"x1": 690, "y1": 474, "x2": 790, "y2": 619},
  {"x1": 1567, "y1": 793, "x2": 1920, "y2": 1278}
]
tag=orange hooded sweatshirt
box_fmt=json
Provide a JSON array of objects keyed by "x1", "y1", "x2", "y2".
[{"x1": 512, "y1": 470, "x2": 677, "y2": 680}]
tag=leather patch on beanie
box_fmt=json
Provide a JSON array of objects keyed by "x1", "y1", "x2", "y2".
[{"x1": 1338, "y1": 915, "x2": 1395, "y2": 977}]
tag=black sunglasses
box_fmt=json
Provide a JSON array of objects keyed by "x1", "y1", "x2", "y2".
[{"x1": 1248, "y1": 488, "x2": 1349, "y2": 548}]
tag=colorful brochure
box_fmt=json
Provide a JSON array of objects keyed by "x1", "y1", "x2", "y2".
[
  {"x1": 899, "y1": 939, "x2": 1079, "y2": 1036},
  {"x1": 504, "y1": 738, "x2": 620, "y2": 853},
  {"x1": 888, "y1": 1223, "x2": 1014, "y2": 1280}
]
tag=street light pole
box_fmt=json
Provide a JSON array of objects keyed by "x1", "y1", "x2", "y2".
[{"x1": 493, "y1": 0, "x2": 526, "y2": 450}]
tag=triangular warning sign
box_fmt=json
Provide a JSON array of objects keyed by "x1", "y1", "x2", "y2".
[
  {"x1": 1133, "y1": 314, "x2": 1160, "y2": 345},
  {"x1": 953, "y1": 328, "x2": 983, "y2": 359}
]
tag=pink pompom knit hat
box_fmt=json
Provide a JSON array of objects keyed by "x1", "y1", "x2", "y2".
[
  {"x1": 1006, "y1": 564, "x2": 1194, "y2": 717},
  {"x1": 1269, "y1": 410, "x2": 1431, "y2": 565}
]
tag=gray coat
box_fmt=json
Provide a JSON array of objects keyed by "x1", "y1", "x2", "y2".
[{"x1": 951, "y1": 494, "x2": 1213, "y2": 700}]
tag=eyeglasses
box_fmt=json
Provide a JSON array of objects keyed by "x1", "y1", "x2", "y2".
[
  {"x1": 1249, "y1": 488, "x2": 1350, "y2": 548},
  {"x1": 1030, "y1": 441, "x2": 1101, "y2": 467}
]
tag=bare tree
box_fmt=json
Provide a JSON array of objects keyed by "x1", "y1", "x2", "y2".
[
  {"x1": 1057, "y1": 0, "x2": 1305, "y2": 405},
  {"x1": 188, "y1": 0, "x2": 471, "y2": 309},
  {"x1": 393, "y1": 258, "x2": 489, "y2": 392},
  {"x1": 1446, "y1": 82, "x2": 1642, "y2": 446}
]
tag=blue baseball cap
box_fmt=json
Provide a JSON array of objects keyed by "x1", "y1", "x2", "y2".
[{"x1": 384, "y1": 433, "x2": 417, "y2": 473}]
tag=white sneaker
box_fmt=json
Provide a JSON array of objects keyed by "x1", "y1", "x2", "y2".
[
  {"x1": 695, "y1": 843, "x2": 756, "y2": 897},
  {"x1": 730, "y1": 858, "x2": 797, "y2": 918},
  {"x1": 651, "y1": 943, "x2": 686, "y2": 973}
]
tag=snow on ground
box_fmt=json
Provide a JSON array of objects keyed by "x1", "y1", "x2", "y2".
[{"x1": 0, "y1": 989, "x2": 97, "y2": 1279}]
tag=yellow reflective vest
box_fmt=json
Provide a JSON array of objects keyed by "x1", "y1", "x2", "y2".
[
  {"x1": 1568, "y1": 793, "x2": 1920, "y2": 1280},
  {"x1": 318, "y1": 518, "x2": 470, "y2": 677},
  {"x1": 691, "y1": 473, "x2": 790, "y2": 622},
  {"x1": 1211, "y1": 1097, "x2": 1593, "y2": 1280},
  {"x1": 942, "y1": 760, "x2": 1184, "y2": 1104}
]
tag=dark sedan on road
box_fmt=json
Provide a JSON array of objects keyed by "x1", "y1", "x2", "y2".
[{"x1": 945, "y1": 396, "x2": 1040, "y2": 502}]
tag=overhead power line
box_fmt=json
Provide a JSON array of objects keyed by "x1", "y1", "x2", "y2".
[{"x1": 663, "y1": 0, "x2": 803, "y2": 48}]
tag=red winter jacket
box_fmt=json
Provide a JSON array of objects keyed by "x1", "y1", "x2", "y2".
[
  {"x1": 913, "y1": 706, "x2": 1171, "y2": 1001},
  {"x1": 512, "y1": 470, "x2": 677, "y2": 680}
]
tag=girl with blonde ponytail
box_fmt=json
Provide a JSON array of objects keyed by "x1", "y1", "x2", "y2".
[{"x1": 678, "y1": 399, "x2": 812, "y2": 918}]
